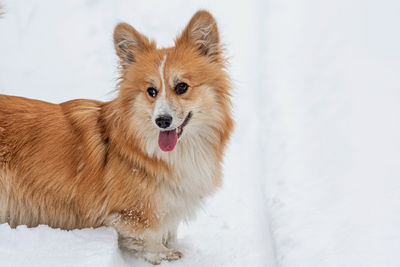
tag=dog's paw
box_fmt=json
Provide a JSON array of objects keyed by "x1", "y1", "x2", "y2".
[
  {"x1": 143, "y1": 249, "x2": 183, "y2": 265},
  {"x1": 143, "y1": 252, "x2": 162, "y2": 265},
  {"x1": 162, "y1": 249, "x2": 183, "y2": 261}
]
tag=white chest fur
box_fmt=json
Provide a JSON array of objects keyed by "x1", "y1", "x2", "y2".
[{"x1": 145, "y1": 133, "x2": 220, "y2": 228}]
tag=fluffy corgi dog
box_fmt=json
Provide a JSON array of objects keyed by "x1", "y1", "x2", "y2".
[{"x1": 0, "y1": 10, "x2": 233, "y2": 264}]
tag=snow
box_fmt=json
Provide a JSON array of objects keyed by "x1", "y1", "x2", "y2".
[
  {"x1": 262, "y1": 0, "x2": 400, "y2": 266},
  {"x1": 1, "y1": 0, "x2": 400, "y2": 266},
  {"x1": 0, "y1": 224, "x2": 125, "y2": 267}
]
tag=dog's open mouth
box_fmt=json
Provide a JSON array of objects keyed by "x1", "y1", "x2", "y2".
[{"x1": 158, "y1": 112, "x2": 192, "y2": 152}]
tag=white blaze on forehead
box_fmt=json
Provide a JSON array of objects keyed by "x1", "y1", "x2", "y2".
[
  {"x1": 153, "y1": 54, "x2": 172, "y2": 120},
  {"x1": 159, "y1": 54, "x2": 167, "y2": 97}
]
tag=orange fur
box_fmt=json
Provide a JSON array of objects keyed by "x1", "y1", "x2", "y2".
[{"x1": 0, "y1": 10, "x2": 233, "y2": 264}]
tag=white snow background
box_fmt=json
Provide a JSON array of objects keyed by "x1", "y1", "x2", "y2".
[{"x1": 0, "y1": 0, "x2": 399, "y2": 266}]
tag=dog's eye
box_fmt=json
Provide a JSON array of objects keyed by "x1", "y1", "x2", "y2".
[
  {"x1": 175, "y1": 82, "x2": 189, "y2": 95},
  {"x1": 147, "y1": 87, "x2": 157, "y2": 98}
]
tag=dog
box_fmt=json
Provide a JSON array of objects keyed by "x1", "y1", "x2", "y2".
[{"x1": 0, "y1": 10, "x2": 233, "y2": 264}]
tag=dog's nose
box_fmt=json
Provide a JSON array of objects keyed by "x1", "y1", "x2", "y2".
[{"x1": 155, "y1": 115, "x2": 172, "y2": 129}]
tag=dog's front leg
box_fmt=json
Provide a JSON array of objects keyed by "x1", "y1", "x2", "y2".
[
  {"x1": 107, "y1": 215, "x2": 183, "y2": 265},
  {"x1": 119, "y1": 230, "x2": 183, "y2": 265},
  {"x1": 162, "y1": 224, "x2": 178, "y2": 247},
  {"x1": 140, "y1": 230, "x2": 183, "y2": 265}
]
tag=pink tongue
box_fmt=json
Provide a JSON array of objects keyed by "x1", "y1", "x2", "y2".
[{"x1": 158, "y1": 130, "x2": 178, "y2": 152}]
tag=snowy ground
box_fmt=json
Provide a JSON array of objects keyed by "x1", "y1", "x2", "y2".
[
  {"x1": 1, "y1": 0, "x2": 400, "y2": 266},
  {"x1": 262, "y1": 0, "x2": 400, "y2": 266}
]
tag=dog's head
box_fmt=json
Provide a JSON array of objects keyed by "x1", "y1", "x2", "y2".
[{"x1": 113, "y1": 10, "x2": 232, "y2": 154}]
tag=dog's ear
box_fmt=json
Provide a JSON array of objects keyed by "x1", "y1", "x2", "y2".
[
  {"x1": 175, "y1": 10, "x2": 221, "y2": 61},
  {"x1": 114, "y1": 23, "x2": 154, "y2": 69}
]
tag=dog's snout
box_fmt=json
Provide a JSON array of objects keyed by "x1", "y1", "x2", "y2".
[{"x1": 155, "y1": 115, "x2": 173, "y2": 129}]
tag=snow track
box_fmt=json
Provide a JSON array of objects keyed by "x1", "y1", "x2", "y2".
[{"x1": 263, "y1": 1, "x2": 400, "y2": 266}]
